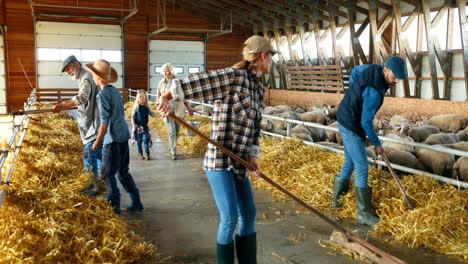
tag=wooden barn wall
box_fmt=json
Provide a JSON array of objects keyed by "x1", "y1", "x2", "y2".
[
  {"x1": 206, "y1": 29, "x2": 251, "y2": 71},
  {"x1": 1, "y1": 0, "x2": 251, "y2": 109},
  {"x1": 4, "y1": 1, "x2": 36, "y2": 112}
]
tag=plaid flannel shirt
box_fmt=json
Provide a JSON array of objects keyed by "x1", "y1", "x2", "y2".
[{"x1": 171, "y1": 67, "x2": 263, "y2": 179}]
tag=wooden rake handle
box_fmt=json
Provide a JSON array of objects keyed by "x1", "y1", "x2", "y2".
[
  {"x1": 381, "y1": 152, "x2": 416, "y2": 210},
  {"x1": 168, "y1": 113, "x2": 406, "y2": 264}
]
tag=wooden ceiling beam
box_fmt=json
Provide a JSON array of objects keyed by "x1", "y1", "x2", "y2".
[
  {"x1": 197, "y1": 0, "x2": 268, "y2": 24},
  {"x1": 182, "y1": 0, "x2": 259, "y2": 26}
]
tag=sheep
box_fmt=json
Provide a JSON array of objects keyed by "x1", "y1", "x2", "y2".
[
  {"x1": 300, "y1": 111, "x2": 329, "y2": 125},
  {"x1": 456, "y1": 127, "x2": 468, "y2": 141},
  {"x1": 324, "y1": 106, "x2": 338, "y2": 120},
  {"x1": 415, "y1": 148, "x2": 455, "y2": 177},
  {"x1": 295, "y1": 107, "x2": 305, "y2": 114},
  {"x1": 290, "y1": 127, "x2": 310, "y2": 135},
  {"x1": 453, "y1": 157, "x2": 468, "y2": 182},
  {"x1": 428, "y1": 114, "x2": 466, "y2": 133},
  {"x1": 263, "y1": 106, "x2": 283, "y2": 115},
  {"x1": 292, "y1": 132, "x2": 313, "y2": 142},
  {"x1": 378, "y1": 120, "x2": 411, "y2": 137},
  {"x1": 325, "y1": 121, "x2": 343, "y2": 145},
  {"x1": 424, "y1": 133, "x2": 460, "y2": 145},
  {"x1": 444, "y1": 141, "x2": 468, "y2": 152},
  {"x1": 382, "y1": 134, "x2": 415, "y2": 153},
  {"x1": 389, "y1": 115, "x2": 409, "y2": 126},
  {"x1": 193, "y1": 105, "x2": 212, "y2": 116},
  {"x1": 383, "y1": 146, "x2": 426, "y2": 171},
  {"x1": 409, "y1": 125, "x2": 440, "y2": 142},
  {"x1": 275, "y1": 105, "x2": 293, "y2": 112},
  {"x1": 260, "y1": 119, "x2": 273, "y2": 131}
]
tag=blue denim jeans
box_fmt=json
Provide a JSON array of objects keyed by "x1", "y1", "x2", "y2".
[
  {"x1": 83, "y1": 139, "x2": 102, "y2": 177},
  {"x1": 136, "y1": 131, "x2": 150, "y2": 154},
  {"x1": 101, "y1": 141, "x2": 140, "y2": 212},
  {"x1": 206, "y1": 170, "x2": 256, "y2": 245},
  {"x1": 338, "y1": 123, "x2": 369, "y2": 188}
]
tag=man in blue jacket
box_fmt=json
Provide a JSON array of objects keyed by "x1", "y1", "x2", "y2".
[{"x1": 333, "y1": 56, "x2": 407, "y2": 226}]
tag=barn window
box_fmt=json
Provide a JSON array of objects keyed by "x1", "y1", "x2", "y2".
[
  {"x1": 188, "y1": 67, "x2": 200, "y2": 74},
  {"x1": 37, "y1": 48, "x2": 60, "y2": 61}
]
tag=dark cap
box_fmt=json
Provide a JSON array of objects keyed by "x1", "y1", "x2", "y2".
[
  {"x1": 385, "y1": 56, "x2": 408, "y2": 80},
  {"x1": 61, "y1": 55, "x2": 81, "y2": 73}
]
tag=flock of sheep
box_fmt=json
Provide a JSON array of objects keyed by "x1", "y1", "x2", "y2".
[
  {"x1": 259, "y1": 105, "x2": 467, "y2": 182},
  {"x1": 192, "y1": 103, "x2": 467, "y2": 181}
]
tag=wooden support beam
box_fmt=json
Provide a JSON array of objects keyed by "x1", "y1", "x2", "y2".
[
  {"x1": 392, "y1": 0, "x2": 411, "y2": 97},
  {"x1": 263, "y1": 32, "x2": 277, "y2": 90},
  {"x1": 369, "y1": 0, "x2": 380, "y2": 64},
  {"x1": 422, "y1": 0, "x2": 440, "y2": 99},
  {"x1": 457, "y1": 0, "x2": 468, "y2": 99},
  {"x1": 297, "y1": 21, "x2": 309, "y2": 65},
  {"x1": 312, "y1": 9, "x2": 324, "y2": 65},
  {"x1": 328, "y1": 1, "x2": 338, "y2": 65},
  {"x1": 348, "y1": 1, "x2": 360, "y2": 66}
]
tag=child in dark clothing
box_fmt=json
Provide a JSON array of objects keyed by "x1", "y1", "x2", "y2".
[{"x1": 131, "y1": 90, "x2": 155, "y2": 160}]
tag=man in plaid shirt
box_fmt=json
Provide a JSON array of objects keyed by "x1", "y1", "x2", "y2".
[{"x1": 158, "y1": 36, "x2": 276, "y2": 264}]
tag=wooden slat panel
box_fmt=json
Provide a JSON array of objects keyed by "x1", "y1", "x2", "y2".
[
  {"x1": 288, "y1": 85, "x2": 343, "y2": 91},
  {"x1": 289, "y1": 76, "x2": 343, "y2": 80},
  {"x1": 287, "y1": 65, "x2": 341, "y2": 70},
  {"x1": 288, "y1": 80, "x2": 343, "y2": 87},
  {"x1": 286, "y1": 70, "x2": 342, "y2": 75}
]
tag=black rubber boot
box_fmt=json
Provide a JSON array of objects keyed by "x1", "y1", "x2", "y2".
[
  {"x1": 355, "y1": 187, "x2": 379, "y2": 226},
  {"x1": 217, "y1": 242, "x2": 234, "y2": 264},
  {"x1": 235, "y1": 233, "x2": 257, "y2": 264},
  {"x1": 332, "y1": 176, "x2": 350, "y2": 208},
  {"x1": 126, "y1": 191, "x2": 144, "y2": 211}
]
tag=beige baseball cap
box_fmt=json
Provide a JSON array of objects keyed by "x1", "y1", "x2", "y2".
[{"x1": 243, "y1": 35, "x2": 277, "y2": 54}]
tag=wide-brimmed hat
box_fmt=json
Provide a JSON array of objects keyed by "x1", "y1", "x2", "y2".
[
  {"x1": 243, "y1": 35, "x2": 277, "y2": 55},
  {"x1": 84, "y1": 59, "x2": 118, "y2": 83}
]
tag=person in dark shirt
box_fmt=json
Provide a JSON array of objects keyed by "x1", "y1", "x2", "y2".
[
  {"x1": 333, "y1": 56, "x2": 407, "y2": 226},
  {"x1": 131, "y1": 90, "x2": 155, "y2": 160}
]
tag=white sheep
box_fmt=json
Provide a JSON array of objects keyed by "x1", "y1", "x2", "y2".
[
  {"x1": 300, "y1": 111, "x2": 329, "y2": 125},
  {"x1": 382, "y1": 134, "x2": 415, "y2": 153},
  {"x1": 383, "y1": 146, "x2": 425, "y2": 171},
  {"x1": 325, "y1": 121, "x2": 343, "y2": 145},
  {"x1": 453, "y1": 157, "x2": 468, "y2": 182},
  {"x1": 415, "y1": 148, "x2": 455, "y2": 177},
  {"x1": 424, "y1": 133, "x2": 460, "y2": 145},
  {"x1": 428, "y1": 114, "x2": 466, "y2": 133},
  {"x1": 389, "y1": 115, "x2": 409, "y2": 126},
  {"x1": 409, "y1": 125, "x2": 440, "y2": 142}
]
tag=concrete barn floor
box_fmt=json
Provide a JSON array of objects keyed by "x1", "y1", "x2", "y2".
[{"x1": 120, "y1": 137, "x2": 464, "y2": 264}]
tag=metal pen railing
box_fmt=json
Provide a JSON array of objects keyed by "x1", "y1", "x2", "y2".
[
  {"x1": 0, "y1": 89, "x2": 37, "y2": 209},
  {"x1": 126, "y1": 89, "x2": 467, "y2": 188}
]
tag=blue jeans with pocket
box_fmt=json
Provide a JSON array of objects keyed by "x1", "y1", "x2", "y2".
[
  {"x1": 101, "y1": 141, "x2": 140, "y2": 211},
  {"x1": 338, "y1": 123, "x2": 370, "y2": 188},
  {"x1": 83, "y1": 139, "x2": 102, "y2": 177},
  {"x1": 136, "y1": 131, "x2": 150, "y2": 154},
  {"x1": 206, "y1": 170, "x2": 256, "y2": 245}
]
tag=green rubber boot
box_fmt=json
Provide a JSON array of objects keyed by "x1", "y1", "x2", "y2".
[
  {"x1": 235, "y1": 233, "x2": 257, "y2": 264},
  {"x1": 217, "y1": 242, "x2": 234, "y2": 264},
  {"x1": 355, "y1": 187, "x2": 380, "y2": 226},
  {"x1": 332, "y1": 176, "x2": 350, "y2": 208}
]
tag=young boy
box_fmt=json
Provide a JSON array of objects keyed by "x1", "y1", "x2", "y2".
[{"x1": 88, "y1": 59, "x2": 144, "y2": 214}]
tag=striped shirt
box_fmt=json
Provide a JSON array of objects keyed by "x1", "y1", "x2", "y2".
[{"x1": 171, "y1": 67, "x2": 263, "y2": 179}]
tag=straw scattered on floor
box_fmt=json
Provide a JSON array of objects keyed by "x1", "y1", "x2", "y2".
[
  {"x1": 0, "y1": 104, "x2": 156, "y2": 263},
  {"x1": 253, "y1": 137, "x2": 468, "y2": 262}
]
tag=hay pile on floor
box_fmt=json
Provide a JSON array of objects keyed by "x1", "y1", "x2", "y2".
[
  {"x1": 253, "y1": 137, "x2": 468, "y2": 262},
  {"x1": 125, "y1": 101, "x2": 210, "y2": 157},
  {"x1": 0, "y1": 105, "x2": 155, "y2": 263}
]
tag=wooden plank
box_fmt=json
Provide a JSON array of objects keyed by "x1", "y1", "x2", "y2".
[
  {"x1": 312, "y1": 9, "x2": 324, "y2": 65},
  {"x1": 288, "y1": 84, "x2": 343, "y2": 91},
  {"x1": 328, "y1": 2, "x2": 338, "y2": 65},
  {"x1": 286, "y1": 70, "x2": 342, "y2": 75},
  {"x1": 289, "y1": 76, "x2": 343, "y2": 80},
  {"x1": 287, "y1": 65, "x2": 341, "y2": 70},
  {"x1": 457, "y1": 0, "x2": 468, "y2": 97},
  {"x1": 287, "y1": 80, "x2": 344, "y2": 86},
  {"x1": 392, "y1": 0, "x2": 411, "y2": 97},
  {"x1": 347, "y1": 1, "x2": 360, "y2": 66},
  {"x1": 422, "y1": 0, "x2": 440, "y2": 99},
  {"x1": 369, "y1": 0, "x2": 380, "y2": 64}
]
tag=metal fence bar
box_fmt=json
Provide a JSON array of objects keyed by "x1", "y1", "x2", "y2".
[
  {"x1": 262, "y1": 131, "x2": 468, "y2": 189},
  {"x1": 0, "y1": 89, "x2": 37, "y2": 209}
]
